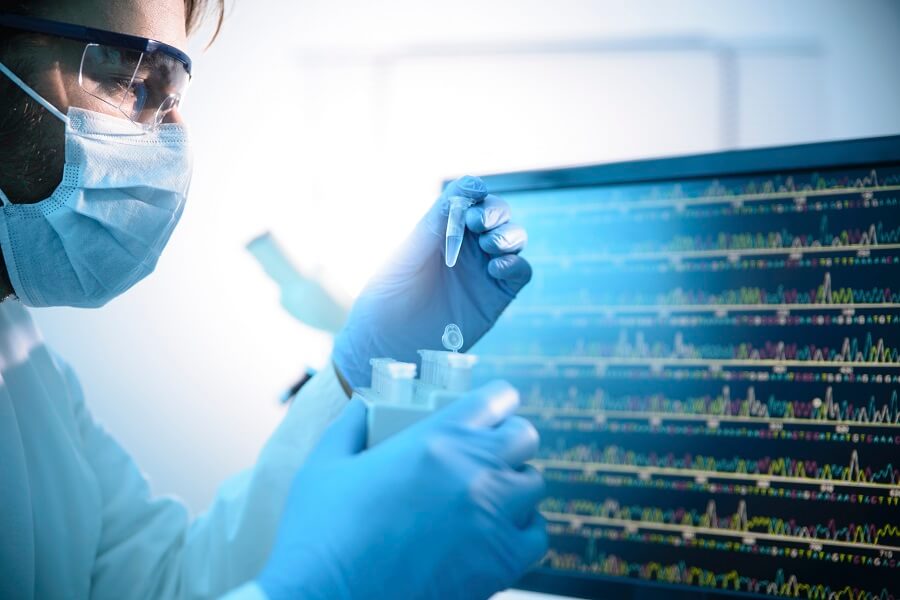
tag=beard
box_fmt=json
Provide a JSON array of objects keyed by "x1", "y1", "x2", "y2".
[{"x1": 0, "y1": 61, "x2": 65, "y2": 205}]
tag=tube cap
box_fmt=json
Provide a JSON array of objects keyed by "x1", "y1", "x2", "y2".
[{"x1": 442, "y1": 324, "x2": 464, "y2": 352}]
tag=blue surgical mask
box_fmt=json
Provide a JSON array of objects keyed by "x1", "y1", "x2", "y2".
[{"x1": 0, "y1": 61, "x2": 193, "y2": 308}]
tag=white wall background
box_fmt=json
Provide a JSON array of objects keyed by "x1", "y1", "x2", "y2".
[{"x1": 30, "y1": 1, "x2": 900, "y2": 596}]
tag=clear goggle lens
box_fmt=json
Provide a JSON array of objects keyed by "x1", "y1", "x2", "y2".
[{"x1": 79, "y1": 43, "x2": 190, "y2": 130}]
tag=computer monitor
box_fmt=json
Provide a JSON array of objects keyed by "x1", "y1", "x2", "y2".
[{"x1": 475, "y1": 135, "x2": 900, "y2": 599}]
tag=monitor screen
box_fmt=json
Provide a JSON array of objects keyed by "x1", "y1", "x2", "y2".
[{"x1": 476, "y1": 136, "x2": 900, "y2": 600}]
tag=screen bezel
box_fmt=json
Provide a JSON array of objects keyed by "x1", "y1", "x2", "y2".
[{"x1": 480, "y1": 135, "x2": 900, "y2": 196}]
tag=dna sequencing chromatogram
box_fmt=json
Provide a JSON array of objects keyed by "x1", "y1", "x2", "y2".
[{"x1": 476, "y1": 163, "x2": 900, "y2": 598}]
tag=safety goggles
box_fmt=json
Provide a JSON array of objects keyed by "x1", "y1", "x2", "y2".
[{"x1": 0, "y1": 13, "x2": 192, "y2": 131}]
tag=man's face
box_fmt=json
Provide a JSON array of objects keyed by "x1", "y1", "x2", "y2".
[{"x1": 0, "y1": 0, "x2": 189, "y2": 204}]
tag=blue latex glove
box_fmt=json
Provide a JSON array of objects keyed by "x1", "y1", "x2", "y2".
[
  {"x1": 258, "y1": 381, "x2": 548, "y2": 600},
  {"x1": 333, "y1": 175, "x2": 531, "y2": 388}
]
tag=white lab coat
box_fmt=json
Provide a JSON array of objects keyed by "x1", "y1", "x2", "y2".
[{"x1": 0, "y1": 298, "x2": 349, "y2": 599}]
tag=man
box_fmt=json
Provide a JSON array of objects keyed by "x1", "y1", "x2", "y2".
[{"x1": 0, "y1": 1, "x2": 546, "y2": 599}]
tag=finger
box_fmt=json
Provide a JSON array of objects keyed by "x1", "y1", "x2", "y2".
[
  {"x1": 488, "y1": 254, "x2": 533, "y2": 295},
  {"x1": 441, "y1": 174, "x2": 488, "y2": 204},
  {"x1": 482, "y1": 416, "x2": 540, "y2": 468},
  {"x1": 515, "y1": 512, "x2": 550, "y2": 567},
  {"x1": 495, "y1": 465, "x2": 546, "y2": 528},
  {"x1": 466, "y1": 195, "x2": 510, "y2": 233},
  {"x1": 435, "y1": 380, "x2": 520, "y2": 429},
  {"x1": 308, "y1": 398, "x2": 367, "y2": 461},
  {"x1": 479, "y1": 223, "x2": 528, "y2": 255}
]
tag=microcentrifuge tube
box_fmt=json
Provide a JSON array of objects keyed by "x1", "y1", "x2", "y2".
[
  {"x1": 445, "y1": 196, "x2": 473, "y2": 268},
  {"x1": 442, "y1": 323, "x2": 464, "y2": 353}
]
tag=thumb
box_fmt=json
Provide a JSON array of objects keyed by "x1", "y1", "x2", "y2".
[
  {"x1": 426, "y1": 175, "x2": 488, "y2": 237},
  {"x1": 431, "y1": 380, "x2": 520, "y2": 429},
  {"x1": 308, "y1": 398, "x2": 368, "y2": 461},
  {"x1": 443, "y1": 175, "x2": 488, "y2": 203}
]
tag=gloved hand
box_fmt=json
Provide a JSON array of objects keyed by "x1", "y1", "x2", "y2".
[
  {"x1": 333, "y1": 175, "x2": 531, "y2": 388},
  {"x1": 257, "y1": 381, "x2": 548, "y2": 600}
]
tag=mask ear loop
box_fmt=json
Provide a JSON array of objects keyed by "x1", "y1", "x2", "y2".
[{"x1": 0, "y1": 60, "x2": 68, "y2": 123}]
